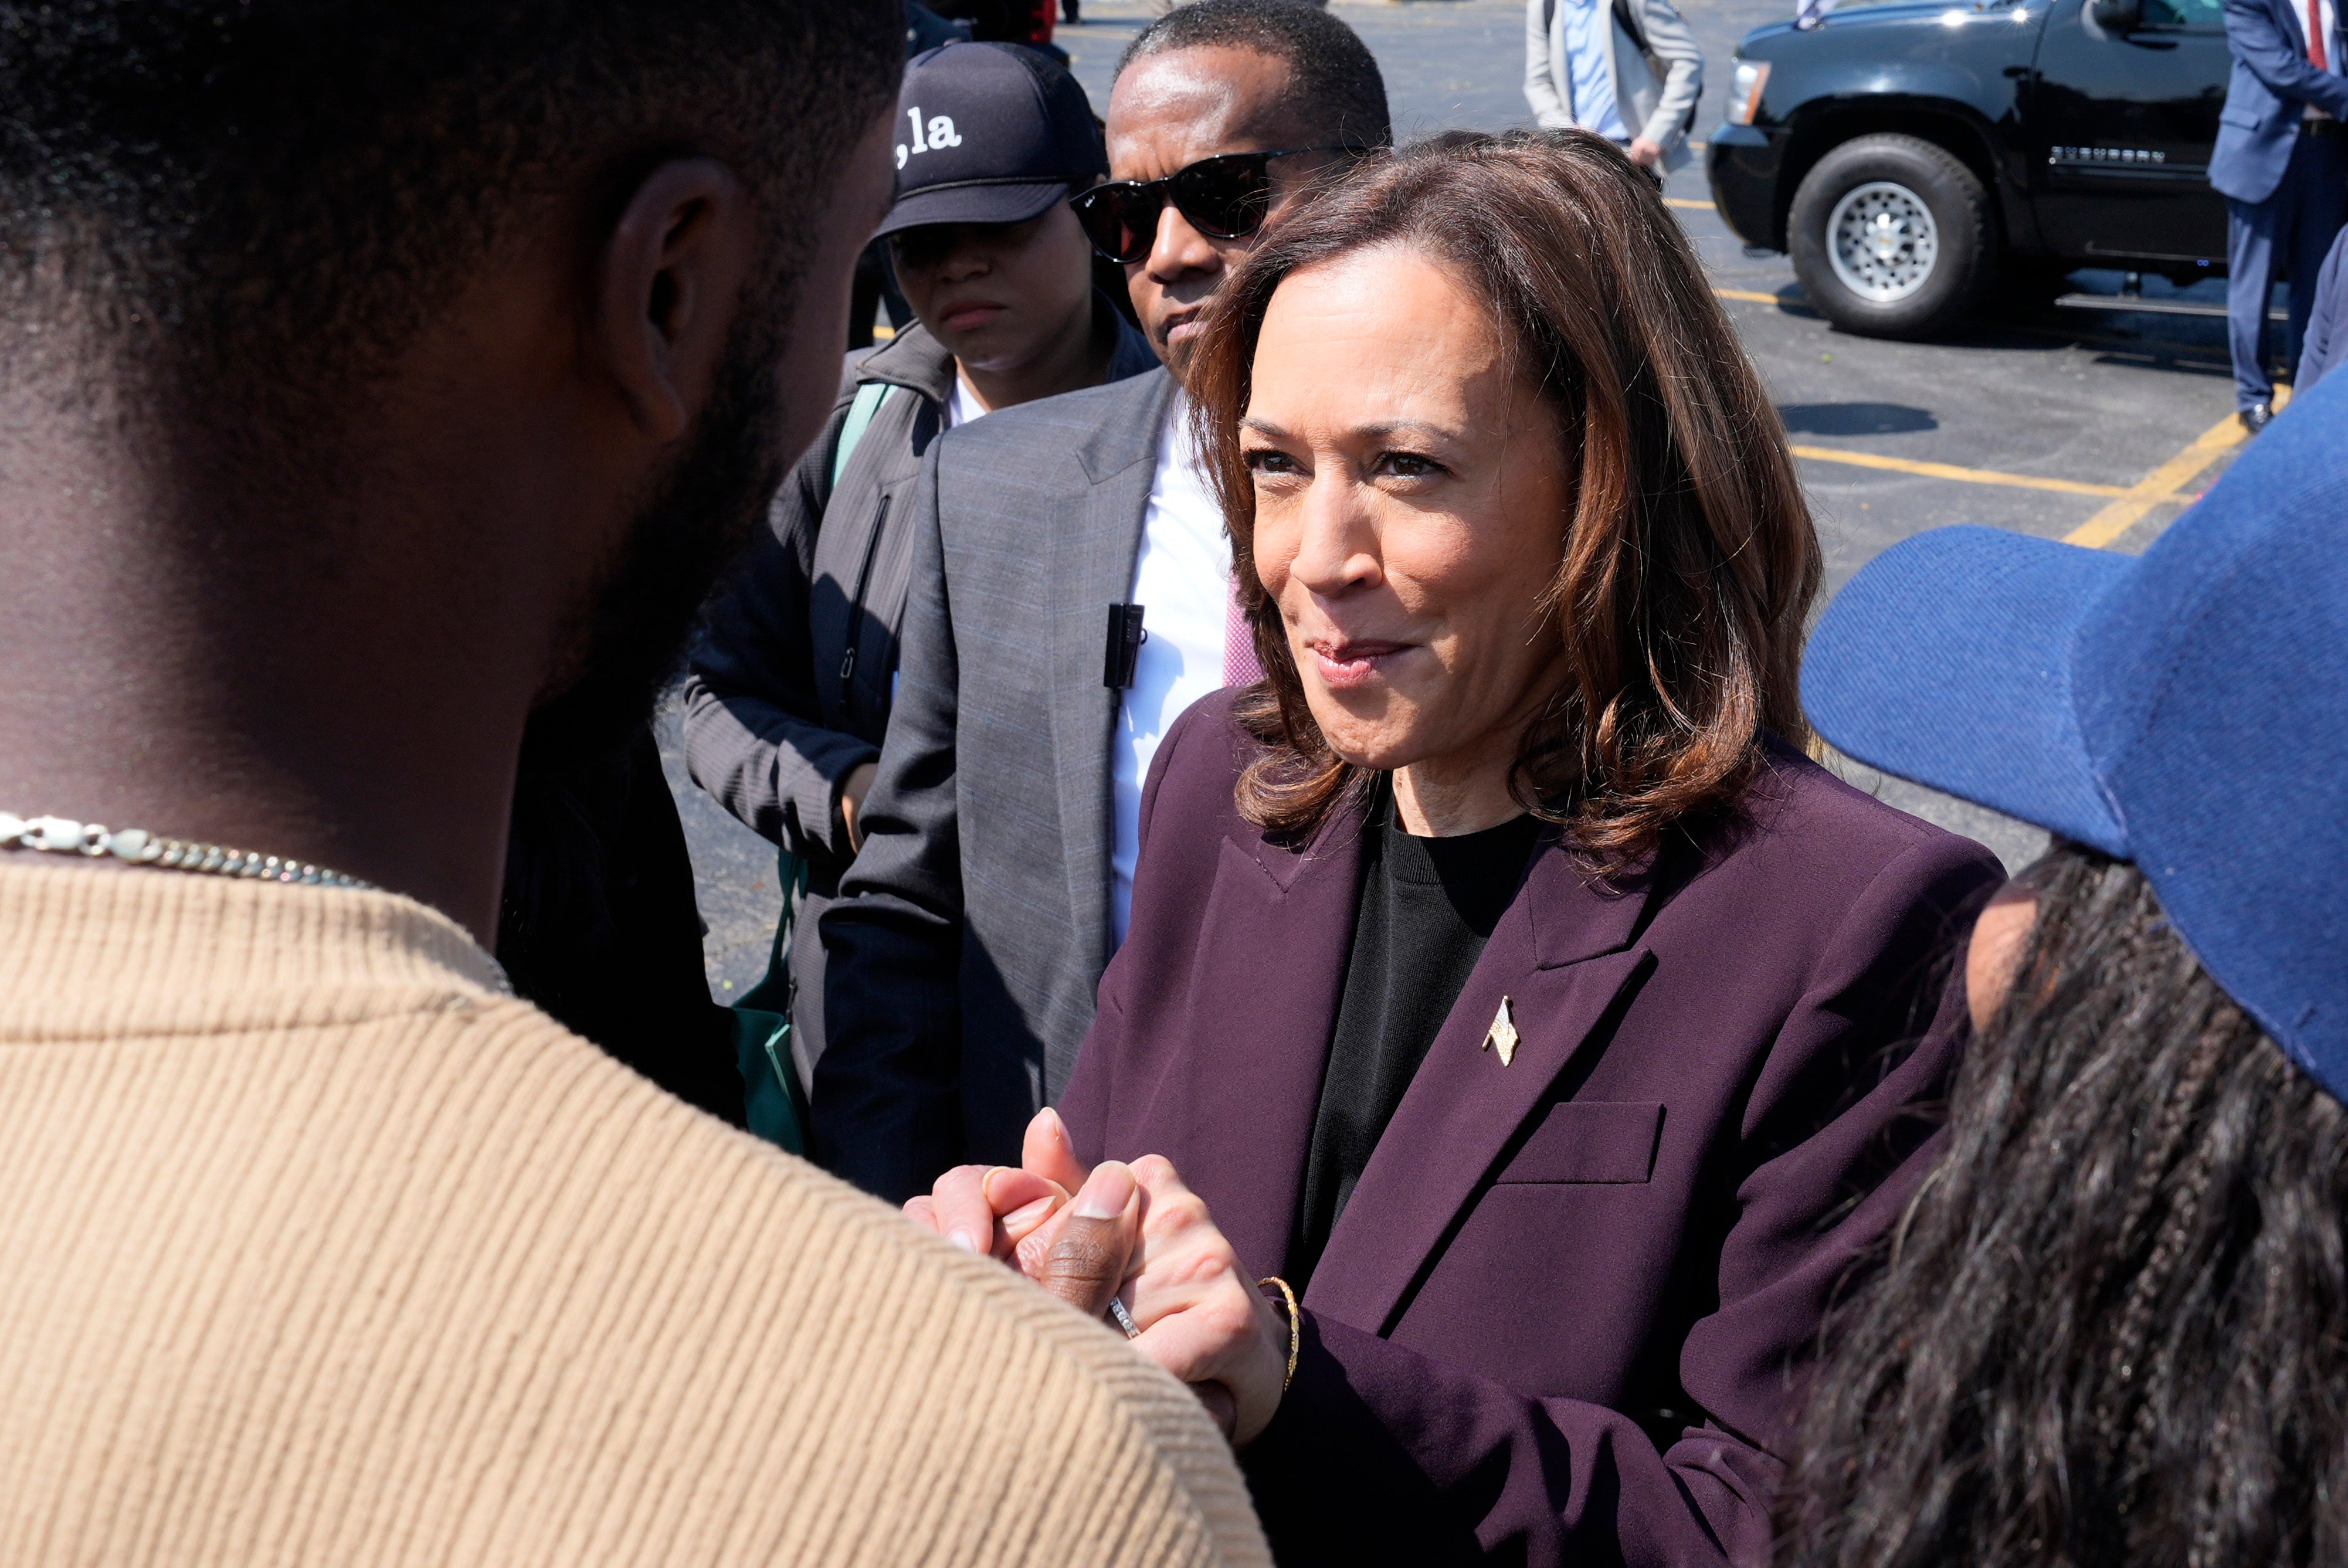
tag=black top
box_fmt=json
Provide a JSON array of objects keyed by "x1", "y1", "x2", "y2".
[{"x1": 1289, "y1": 788, "x2": 1543, "y2": 1288}]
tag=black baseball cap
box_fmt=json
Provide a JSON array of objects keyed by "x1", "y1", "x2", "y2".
[{"x1": 873, "y1": 41, "x2": 1106, "y2": 240}]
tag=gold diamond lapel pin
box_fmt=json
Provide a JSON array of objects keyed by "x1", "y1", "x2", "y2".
[{"x1": 1482, "y1": 995, "x2": 1519, "y2": 1067}]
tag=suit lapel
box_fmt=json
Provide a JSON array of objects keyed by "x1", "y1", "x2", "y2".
[
  {"x1": 1044, "y1": 371, "x2": 1174, "y2": 1092},
  {"x1": 2280, "y1": 0, "x2": 2311, "y2": 55},
  {"x1": 1148, "y1": 808, "x2": 1370, "y2": 1279},
  {"x1": 1303, "y1": 841, "x2": 1658, "y2": 1334}
]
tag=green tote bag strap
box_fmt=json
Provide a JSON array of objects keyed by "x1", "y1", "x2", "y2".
[
  {"x1": 733, "y1": 844, "x2": 810, "y2": 1152},
  {"x1": 830, "y1": 381, "x2": 896, "y2": 494}
]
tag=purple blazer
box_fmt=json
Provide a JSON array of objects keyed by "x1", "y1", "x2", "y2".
[{"x1": 1059, "y1": 695, "x2": 2000, "y2": 1566}]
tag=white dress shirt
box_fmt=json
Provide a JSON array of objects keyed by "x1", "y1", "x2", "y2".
[
  {"x1": 1111, "y1": 396, "x2": 1231, "y2": 944},
  {"x1": 943, "y1": 372, "x2": 985, "y2": 429},
  {"x1": 1563, "y1": 0, "x2": 1633, "y2": 141}
]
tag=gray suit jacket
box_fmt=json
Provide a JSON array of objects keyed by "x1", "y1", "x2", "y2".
[
  {"x1": 681, "y1": 304, "x2": 1154, "y2": 1089},
  {"x1": 814, "y1": 366, "x2": 1178, "y2": 1203}
]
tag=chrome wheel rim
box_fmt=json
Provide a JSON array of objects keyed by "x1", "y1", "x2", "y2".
[{"x1": 1826, "y1": 180, "x2": 1939, "y2": 304}]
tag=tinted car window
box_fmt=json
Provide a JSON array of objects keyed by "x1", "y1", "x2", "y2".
[{"x1": 2142, "y1": 0, "x2": 2224, "y2": 28}]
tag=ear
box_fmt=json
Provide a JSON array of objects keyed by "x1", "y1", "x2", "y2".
[{"x1": 596, "y1": 158, "x2": 759, "y2": 444}]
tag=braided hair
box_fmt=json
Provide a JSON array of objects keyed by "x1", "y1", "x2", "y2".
[{"x1": 1779, "y1": 845, "x2": 2348, "y2": 1568}]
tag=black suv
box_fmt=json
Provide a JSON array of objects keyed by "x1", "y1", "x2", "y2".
[{"x1": 1708, "y1": 0, "x2": 2230, "y2": 337}]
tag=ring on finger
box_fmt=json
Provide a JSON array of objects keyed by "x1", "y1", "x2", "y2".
[{"x1": 1105, "y1": 1294, "x2": 1142, "y2": 1340}]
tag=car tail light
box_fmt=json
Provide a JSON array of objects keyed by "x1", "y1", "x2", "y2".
[{"x1": 1726, "y1": 60, "x2": 1772, "y2": 125}]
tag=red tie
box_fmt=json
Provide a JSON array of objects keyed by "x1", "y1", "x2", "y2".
[
  {"x1": 1224, "y1": 579, "x2": 1266, "y2": 688},
  {"x1": 2312, "y1": 0, "x2": 2328, "y2": 70}
]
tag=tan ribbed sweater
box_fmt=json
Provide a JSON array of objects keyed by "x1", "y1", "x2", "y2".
[{"x1": 0, "y1": 860, "x2": 1269, "y2": 1567}]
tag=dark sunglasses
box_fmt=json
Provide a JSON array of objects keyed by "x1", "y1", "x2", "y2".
[{"x1": 1069, "y1": 146, "x2": 1363, "y2": 264}]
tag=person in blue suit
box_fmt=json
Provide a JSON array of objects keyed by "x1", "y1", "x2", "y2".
[
  {"x1": 2211, "y1": 0, "x2": 2348, "y2": 431},
  {"x1": 2295, "y1": 222, "x2": 2348, "y2": 386}
]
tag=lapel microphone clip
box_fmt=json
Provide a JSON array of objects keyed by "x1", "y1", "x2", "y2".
[{"x1": 1104, "y1": 603, "x2": 1148, "y2": 689}]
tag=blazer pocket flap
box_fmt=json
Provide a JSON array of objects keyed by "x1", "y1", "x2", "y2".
[
  {"x1": 2219, "y1": 104, "x2": 2264, "y2": 130},
  {"x1": 1494, "y1": 1100, "x2": 1664, "y2": 1185}
]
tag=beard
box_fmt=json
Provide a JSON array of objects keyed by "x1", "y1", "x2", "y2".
[{"x1": 518, "y1": 303, "x2": 790, "y2": 776}]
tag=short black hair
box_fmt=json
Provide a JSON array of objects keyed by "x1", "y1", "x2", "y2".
[
  {"x1": 1117, "y1": 0, "x2": 1392, "y2": 151},
  {"x1": 0, "y1": 1, "x2": 901, "y2": 405}
]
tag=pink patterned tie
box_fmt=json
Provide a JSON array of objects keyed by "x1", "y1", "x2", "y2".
[{"x1": 1224, "y1": 578, "x2": 1266, "y2": 688}]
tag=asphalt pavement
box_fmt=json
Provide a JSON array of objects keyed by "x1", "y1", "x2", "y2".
[{"x1": 667, "y1": 0, "x2": 2264, "y2": 997}]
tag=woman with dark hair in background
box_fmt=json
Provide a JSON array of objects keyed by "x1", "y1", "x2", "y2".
[
  {"x1": 1783, "y1": 374, "x2": 2348, "y2": 1566},
  {"x1": 912, "y1": 129, "x2": 2000, "y2": 1565}
]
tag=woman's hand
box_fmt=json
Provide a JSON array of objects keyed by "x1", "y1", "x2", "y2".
[
  {"x1": 904, "y1": 1108, "x2": 1292, "y2": 1446},
  {"x1": 1118, "y1": 1152, "x2": 1291, "y2": 1445},
  {"x1": 902, "y1": 1111, "x2": 1141, "y2": 1317},
  {"x1": 837, "y1": 761, "x2": 880, "y2": 853}
]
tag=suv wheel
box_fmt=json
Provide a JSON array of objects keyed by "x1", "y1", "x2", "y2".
[{"x1": 1789, "y1": 134, "x2": 1994, "y2": 340}]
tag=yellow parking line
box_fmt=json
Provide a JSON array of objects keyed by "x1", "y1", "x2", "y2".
[
  {"x1": 2062, "y1": 393, "x2": 2275, "y2": 548},
  {"x1": 1706, "y1": 283, "x2": 2250, "y2": 540},
  {"x1": 1664, "y1": 197, "x2": 1715, "y2": 211},
  {"x1": 1790, "y1": 445, "x2": 2130, "y2": 497}
]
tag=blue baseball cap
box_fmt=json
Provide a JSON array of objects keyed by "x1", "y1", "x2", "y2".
[
  {"x1": 874, "y1": 42, "x2": 1104, "y2": 242},
  {"x1": 1802, "y1": 372, "x2": 2348, "y2": 1098}
]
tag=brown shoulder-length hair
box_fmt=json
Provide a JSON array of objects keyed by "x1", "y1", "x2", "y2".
[{"x1": 1189, "y1": 129, "x2": 1820, "y2": 874}]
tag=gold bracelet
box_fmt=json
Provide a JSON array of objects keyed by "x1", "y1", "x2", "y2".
[{"x1": 1257, "y1": 1275, "x2": 1300, "y2": 1392}]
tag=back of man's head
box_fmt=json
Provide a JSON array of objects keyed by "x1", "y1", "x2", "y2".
[
  {"x1": 1117, "y1": 0, "x2": 1392, "y2": 150},
  {"x1": 1, "y1": 1, "x2": 900, "y2": 418},
  {"x1": 0, "y1": 0, "x2": 900, "y2": 931}
]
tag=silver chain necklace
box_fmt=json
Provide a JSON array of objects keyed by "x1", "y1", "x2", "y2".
[
  {"x1": 0, "y1": 810, "x2": 519, "y2": 999},
  {"x1": 0, "y1": 812, "x2": 376, "y2": 891}
]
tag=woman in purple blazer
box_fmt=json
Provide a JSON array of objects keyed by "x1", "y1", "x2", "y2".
[{"x1": 912, "y1": 131, "x2": 1999, "y2": 1566}]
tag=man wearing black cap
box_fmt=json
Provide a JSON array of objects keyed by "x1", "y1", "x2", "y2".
[
  {"x1": 816, "y1": 0, "x2": 1392, "y2": 1203},
  {"x1": 683, "y1": 40, "x2": 1153, "y2": 1102}
]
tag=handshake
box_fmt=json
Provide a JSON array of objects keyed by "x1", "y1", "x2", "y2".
[{"x1": 905, "y1": 1107, "x2": 1295, "y2": 1445}]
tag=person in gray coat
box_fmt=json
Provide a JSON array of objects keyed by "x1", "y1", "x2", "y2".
[
  {"x1": 815, "y1": 0, "x2": 1390, "y2": 1203},
  {"x1": 1525, "y1": 0, "x2": 1703, "y2": 176},
  {"x1": 682, "y1": 41, "x2": 1155, "y2": 1095}
]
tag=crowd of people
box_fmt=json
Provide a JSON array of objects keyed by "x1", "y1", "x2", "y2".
[{"x1": 1, "y1": 1, "x2": 2342, "y2": 1566}]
